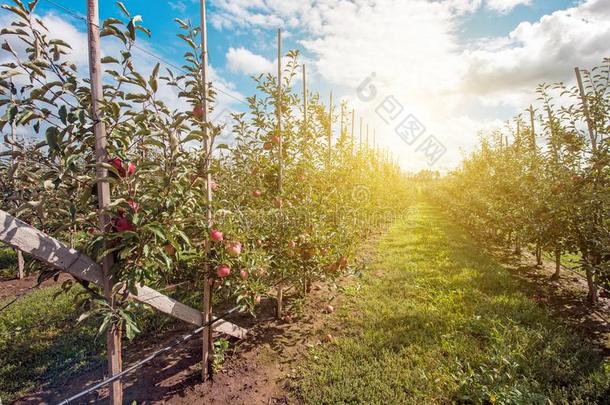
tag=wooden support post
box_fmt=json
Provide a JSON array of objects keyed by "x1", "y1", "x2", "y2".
[
  {"x1": 0, "y1": 209, "x2": 248, "y2": 338},
  {"x1": 199, "y1": 0, "x2": 214, "y2": 381},
  {"x1": 359, "y1": 117, "x2": 363, "y2": 150},
  {"x1": 302, "y1": 63, "x2": 307, "y2": 135},
  {"x1": 574, "y1": 67, "x2": 597, "y2": 153},
  {"x1": 328, "y1": 91, "x2": 333, "y2": 164},
  {"x1": 528, "y1": 105, "x2": 536, "y2": 151},
  {"x1": 545, "y1": 106, "x2": 560, "y2": 158},
  {"x1": 276, "y1": 29, "x2": 284, "y2": 318},
  {"x1": 86, "y1": 1, "x2": 122, "y2": 403},
  {"x1": 575, "y1": 67, "x2": 600, "y2": 305},
  {"x1": 9, "y1": 103, "x2": 25, "y2": 280},
  {"x1": 350, "y1": 109, "x2": 355, "y2": 153},
  {"x1": 339, "y1": 103, "x2": 344, "y2": 143},
  {"x1": 16, "y1": 250, "x2": 24, "y2": 279}
]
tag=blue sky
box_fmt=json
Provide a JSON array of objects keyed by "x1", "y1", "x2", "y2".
[{"x1": 4, "y1": 0, "x2": 608, "y2": 170}]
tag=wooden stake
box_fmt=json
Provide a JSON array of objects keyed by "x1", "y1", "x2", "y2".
[
  {"x1": 302, "y1": 63, "x2": 307, "y2": 135},
  {"x1": 545, "y1": 106, "x2": 560, "y2": 158},
  {"x1": 574, "y1": 67, "x2": 597, "y2": 153},
  {"x1": 86, "y1": 1, "x2": 122, "y2": 403},
  {"x1": 276, "y1": 28, "x2": 284, "y2": 317},
  {"x1": 350, "y1": 109, "x2": 355, "y2": 153},
  {"x1": 359, "y1": 117, "x2": 363, "y2": 149},
  {"x1": 9, "y1": 101, "x2": 25, "y2": 280},
  {"x1": 339, "y1": 103, "x2": 344, "y2": 143},
  {"x1": 199, "y1": 0, "x2": 214, "y2": 381},
  {"x1": 528, "y1": 105, "x2": 536, "y2": 150},
  {"x1": 328, "y1": 91, "x2": 332, "y2": 164},
  {"x1": 366, "y1": 124, "x2": 369, "y2": 149},
  {"x1": 575, "y1": 67, "x2": 600, "y2": 304}
]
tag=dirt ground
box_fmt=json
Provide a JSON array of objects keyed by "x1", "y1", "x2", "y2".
[
  {"x1": 0, "y1": 272, "x2": 72, "y2": 301},
  {"x1": 15, "y1": 274, "x2": 354, "y2": 405}
]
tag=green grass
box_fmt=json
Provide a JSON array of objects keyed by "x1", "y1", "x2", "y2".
[
  {"x1": 0, "y1": 282, "x2": 194, "y2": 402},
  {"x1": 0, "y1": 285, "x2": 103, "y2": 401},
  {"x1": 0, "y1": 247, "x2": 17, "y2": 280},
  {"x1": 296, "y1": 203, "x2": 610, "y2": 404}
]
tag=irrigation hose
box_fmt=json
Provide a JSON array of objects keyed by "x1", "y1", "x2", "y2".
[{"x1": 56, "y1": 305, "x2": 241, "y2": 405}]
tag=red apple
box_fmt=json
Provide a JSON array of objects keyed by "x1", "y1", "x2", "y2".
[
  {"x1": 108, "y1": 157, "x2": 135, "y2": 177},
  {"x1": 227, "y1": 241, "x2": 242, "y2": 257},
  {"x1": 240, "y1": 269, "x2": 248, "y2": 280},
  {"x1": 325, "y1": 262, "x2": 338, "y2": 272},
  {"x1": 252, "y1": 189, "x2": 263, "y2": 198},
  {"x1": 193, "y1": 104, "x2": 204, "y2": 119},
  {"x1": 288, "y1": 240, "x2": 297, "y2": 249},
  {"x1": 210, "y1": 179, "x2": 218, "y2": 192},
  {"x1": 216, "y1": 264, "x2": 231, "y2": 278},
  {"x1": 115, "y1": 217, "x2": 135, "y2": 232},
  {"x1": 324, "y1": 304, "x2": 334, "y2": 313},
  {"x1": 210, "y1": 229, "x2": 224, "y2": 242},
  {"x1": 263, "y1": 141, "x2": 273, "y2": 150},
  {"x1": 108, "y1": 157, "x2": 126, "y2": 177},
  {"x1": 126, "y1": 162, "x2": 135, "y2": 176},
  {"x1": 127, "y1": 200, "x2": 140, "y2": 212},
  {"x1": 271, "y1": 135, "x2": 280, "y2": 144},
  {"x1": 164, "y1": 244, "x2": 176, "y2": 256}
]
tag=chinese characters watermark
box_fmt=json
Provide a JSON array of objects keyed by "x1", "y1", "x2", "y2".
[{"x1": 356, "y1": 72, "x2": 446, "y2": 166}]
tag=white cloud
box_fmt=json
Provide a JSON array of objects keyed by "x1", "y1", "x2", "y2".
[
  {"x1": 168, "y1": 1, "x2": 187, "y2": 14},
  {"x1": 485, "y1": 0, "x2": 530, "y2": 13},
  {"x1": 225, "y1": 47, "x2": 274, "y2": 75},
  {"x1": 461, "y1": 0, "x2": 610, "y2": 102},
  {"x1": 210, "y1": 0, "x2": 609, "y2": 170}
]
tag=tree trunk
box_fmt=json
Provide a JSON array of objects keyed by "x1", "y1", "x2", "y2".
[
  {"x1": 535, "y1": 244, "x2": 541, "y2": 265},
  {"x1": 585, "y1": 266, "x2": 598, "y2": 305},
  {"x1": 276, "y1": 284, "x2": 283, "y2": 317},
  {"x1": 16, "y1": 249, "x2": 24, "y2": 279},
  {"x1": 514, "y1": 233, "x2": 521, "y2": 255},
  {"x1": 551, "y1": 247, "x2": 561, "y2": 280}
]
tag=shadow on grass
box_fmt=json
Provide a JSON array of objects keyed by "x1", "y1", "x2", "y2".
[{"x1": 296, "y1": 203, "x2": 610, "y2": 405}]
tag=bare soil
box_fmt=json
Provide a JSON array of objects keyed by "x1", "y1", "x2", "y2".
[
  {"x1": 0, "y1": 273, "x2": 72, "y2": 301},
  {"x1": 15, "y1": 274, "x2": 357, "y2": 405}
]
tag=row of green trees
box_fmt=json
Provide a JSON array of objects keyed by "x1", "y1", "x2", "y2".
[
  {"x1": 0, "y1": 0, "x2": 410, "y2": 337},
  {"x1": 432, "y1": 58, "x2": 609, "y2": 303}
]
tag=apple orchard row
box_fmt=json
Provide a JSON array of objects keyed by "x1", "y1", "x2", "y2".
[{"x1": 0, "y1": 3, "x2": 411, "y2": 335}]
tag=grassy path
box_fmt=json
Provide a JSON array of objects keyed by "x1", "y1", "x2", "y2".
[{"x1": 296, "y1": 203, "x2": 610, "y2": 404}]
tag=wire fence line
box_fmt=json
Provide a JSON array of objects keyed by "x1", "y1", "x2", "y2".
[{"x1": 56, "y1": 305, "x2": 241, "y2": 405}]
